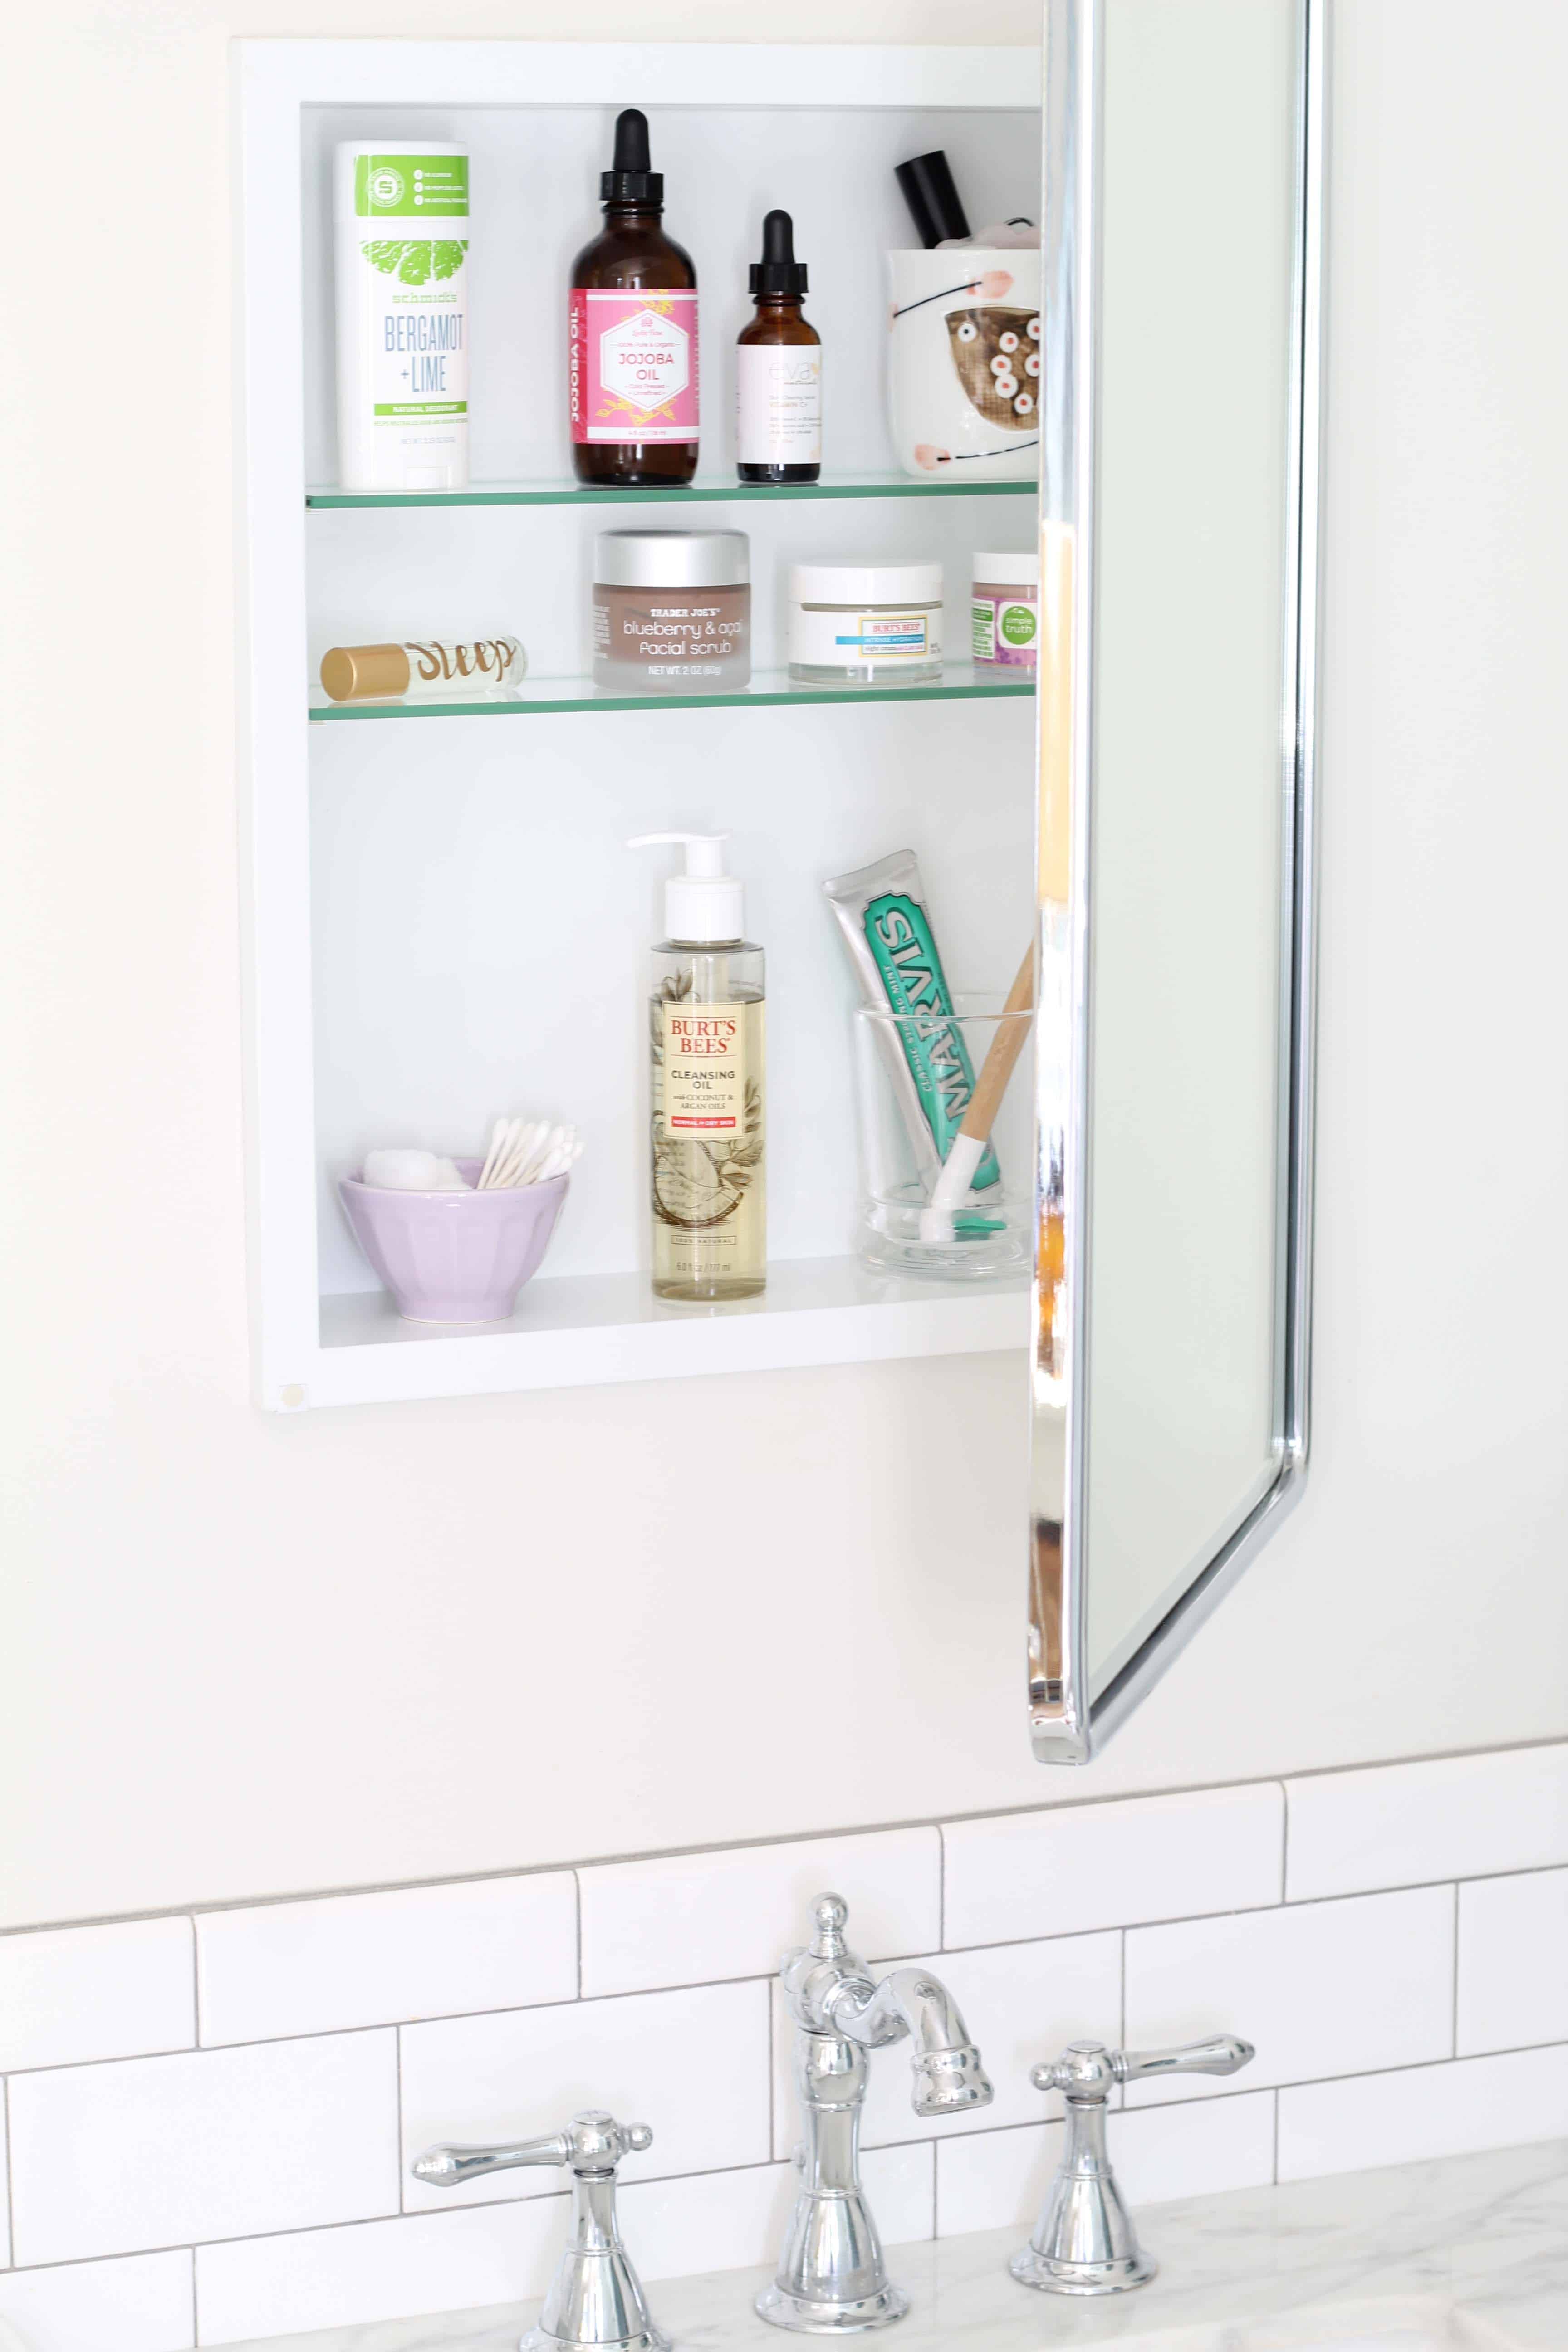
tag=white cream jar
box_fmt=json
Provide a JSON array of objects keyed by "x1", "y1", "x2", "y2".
[{"x1": 786, "y1": 561, "x2": 944, "y2": 685}]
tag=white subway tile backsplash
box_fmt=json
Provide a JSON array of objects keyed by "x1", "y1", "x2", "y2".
[
  {"x1": 775, "y1": 1931, "x2": 1121, "y2": 2159},
  {"x1": 579, "y1": 1828, "x2": 939, "y2": 1999},
  {"x1": 402, "y1": 1980, "x2": 770, "y2": 2212},
  {"x1": 1284, "y1": 1743, "x2": 1568, "y2": 1901},
  {"x1": 196, "y1": 1872, "x2": 576, "y2": 2046},
  {"x1": 7, "y1": 2033, "x2": 400, "y2": 2267},
  {"x1": 1456, "y1": 1867, "x2": 1568, "y2": 2056},
  {"x1": 1124, "y1": 1886, "x2": 1455, "y2": 2102},
  {"x1": 1114, "y1": 2087, "x2": 1278, "y2": 2207},
  {"x1": 936, "y1": 2122, "x2": 1062, "y2": 2238},
  {"x1": 934, "y1": 2088, "x2": 1277, "y2": 2238},
  {"x1": 851, "y1": 2142, "x2": 936, "y2": 2252},
  {"x1": 0, "y1": 1920, "x2": 194, "y2": 2073},
  {"x1": 942, "y1": 1785, "x2": 1284, "y2": 1950},
  {"x1": 1, "y1": 1743, "x2": 1561, "y2": 2352},
  {"x1": 196, "y1": 2198, "x2": 568, "y2": 2343},
  {"x1": 0, "y1": 2253, "x2": 195, "y2": 2352},
  {"x1": 1, "y1": 2086, "x2": 10, "y2": 2266},
  {"x1": 621, "y1": 2165, "x2": 801, "y2": 2292},
  {"x1": 1277, "y1": 2044, "x2": 1568, "y2": 2180}
]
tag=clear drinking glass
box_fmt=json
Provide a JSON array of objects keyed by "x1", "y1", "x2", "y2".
[{"x1": 852, "y1": 995, "x2": 1033, "y2": 1278}]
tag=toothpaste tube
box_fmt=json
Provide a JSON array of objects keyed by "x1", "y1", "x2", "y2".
[{"x1": 824, "y1": 848, "x2": 1001, "y2": 1198}]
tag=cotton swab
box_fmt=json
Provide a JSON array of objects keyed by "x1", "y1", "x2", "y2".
[
  {"x1": 476, "y1": 1118, "x2": 583, "y2": 1191},
  {"x1": 477, "y1": 1118, "x2": 512, "y2": 1190}
]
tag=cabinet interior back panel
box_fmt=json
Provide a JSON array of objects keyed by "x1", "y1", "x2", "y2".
[
  {"x1": 311, "y1": 695, "x2": 1037, "y2": 1296},
  {"x1": 304, "y1": 93, "x2": 1042, "y2": 1312},
  {"x1": 299, "y1": 103, "x2": 1043, "y2": 485}
]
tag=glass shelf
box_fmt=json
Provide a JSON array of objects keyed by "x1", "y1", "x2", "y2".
[
  {"x1": 308, "y1": 663, "x2": 1035, "y2": 723},
  {"x1": 304, "y1": 470, "x2": 1039, "y2": 510}
]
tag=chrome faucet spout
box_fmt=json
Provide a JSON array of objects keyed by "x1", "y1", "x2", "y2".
[
  {"x1": 757, "y1": 1895, "x2": 995, "y2": 2335},
  {"x1": 830, "y1": 1965, "x2": 995, "y2": 2117}
]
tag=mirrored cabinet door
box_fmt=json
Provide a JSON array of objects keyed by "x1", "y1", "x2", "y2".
[{"x1": 1029, "y1": 0, "x2": 1324, "y2": 1760}]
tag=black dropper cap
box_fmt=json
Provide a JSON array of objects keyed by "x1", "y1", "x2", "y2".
[
  {"x1": 749, "y1": 209, "x2": 808, "y2": 299},
  {"x1": 895, "y1": 150, "x2": 971, "y2": 248},
  {"x1": 601, "y1": 108, "x2": 662, "y2": 205}
]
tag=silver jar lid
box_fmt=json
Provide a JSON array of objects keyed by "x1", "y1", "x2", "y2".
[{"x1": 594, "y1": 529, "x2": 750, "y2": 588}]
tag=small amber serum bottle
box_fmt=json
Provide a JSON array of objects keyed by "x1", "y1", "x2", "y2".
[
  {"x1": 735, "y1": 210, "x2": 822, "y2": 485},
  {"x1": 628, "y1": 832, "x2": 766, "y2": 1302}
]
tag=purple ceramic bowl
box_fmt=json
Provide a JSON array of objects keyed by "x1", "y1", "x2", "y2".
[{"x1": 338, "y1": 1157, "x2": 569, "y2": 1323}]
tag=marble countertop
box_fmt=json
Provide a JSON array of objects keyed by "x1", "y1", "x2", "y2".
[{"x1": 231, "y1": 2139, "x2": 1568, "y2": 2352}]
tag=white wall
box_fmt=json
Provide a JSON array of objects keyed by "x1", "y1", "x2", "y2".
[{"x1": 4, "y1": 0, "x2": 1567, "y2": 1932}]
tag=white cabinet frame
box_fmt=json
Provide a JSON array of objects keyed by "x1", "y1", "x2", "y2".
[{"x1": 234, "y1": 41, "x2": 1041, "y2": 1410}]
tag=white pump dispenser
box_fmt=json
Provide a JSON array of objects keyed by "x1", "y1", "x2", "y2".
[{"x1": 627, "y1": 832, "x2": 745, "y2": 944}]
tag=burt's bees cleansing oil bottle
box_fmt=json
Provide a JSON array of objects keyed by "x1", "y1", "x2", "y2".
[
  {"x1": 570, "y1": 110, "x2": 700, "y2": 487},
  {"x1": 627, "y1": 833, "x2": 765, "y2": 1301}
]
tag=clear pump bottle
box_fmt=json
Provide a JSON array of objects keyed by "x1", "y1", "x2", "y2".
[{"x1": 627, "y1": 833, "x2": 766, "y2": 1301}]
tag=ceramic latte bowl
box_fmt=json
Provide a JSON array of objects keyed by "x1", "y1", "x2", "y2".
[{"x1": 338, "y1": 1158, "x2": 568, "y2": 1323}]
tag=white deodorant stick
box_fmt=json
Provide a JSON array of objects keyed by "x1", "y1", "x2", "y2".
[{"x1": 334, "y1": 142, "x2": 470, "y2": 491}]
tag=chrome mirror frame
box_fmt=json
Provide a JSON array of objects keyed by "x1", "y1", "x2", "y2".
[{"x1": 1028, "y1": 0, "x2": 1325, "y2": 1762}]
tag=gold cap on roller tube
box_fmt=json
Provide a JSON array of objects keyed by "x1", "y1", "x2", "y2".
[{"x1": 319, "y1": 643, "x2": 412, "y2": 702}]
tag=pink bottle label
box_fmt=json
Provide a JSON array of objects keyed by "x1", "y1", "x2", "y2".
[{"x1": 570, "y1": 288, "x2": 700, "y2": 444}]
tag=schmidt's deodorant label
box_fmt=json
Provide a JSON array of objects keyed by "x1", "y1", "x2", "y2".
[{"x1": 335, "y1": 147, "x2": 470, "y2": 491}]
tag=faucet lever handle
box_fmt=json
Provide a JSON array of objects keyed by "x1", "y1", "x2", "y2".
[
  {"x1": 411, "y1": 2110, "x2": 653, "y2": 2190},
  {"x1": 1114, "y1": 2035, "x2": 1254, "y2": 2087},
  {"x1": 1028, "y1": 2034, "x2": 1252, "y2": 2104}
]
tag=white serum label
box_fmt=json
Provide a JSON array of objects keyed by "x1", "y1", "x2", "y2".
[{"x1": 736, "y1": 347, "x2": 822, "y2": 465}]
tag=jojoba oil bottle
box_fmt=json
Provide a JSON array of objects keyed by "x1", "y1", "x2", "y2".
[{"x1": 569, "y1": 109, "x2": 699, "y2": 488}]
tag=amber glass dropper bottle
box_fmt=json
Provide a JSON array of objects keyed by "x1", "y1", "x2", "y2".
[
  {"x1": 569, "y1": 109, "x2": 699, "y2": 489},
  {"x1": 735, "y1": 210, "x2": 822, "y2": 486}
]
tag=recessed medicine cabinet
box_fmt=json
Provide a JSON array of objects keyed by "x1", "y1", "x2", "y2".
[
  {"x1": 236, "y1": 20, "x2": 1321, "y2": 1764},
  {"x1": 238, "y1": 40, "x2": 1044, "y2": 1412}
]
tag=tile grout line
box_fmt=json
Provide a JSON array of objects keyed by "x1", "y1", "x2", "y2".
[
  {"x1": 937, "y1": 1826, "x2": 947, "y2": 1951},
  {"x1": 764, "y1": 1976, "x2": 775, "y2": 2166},
  {"x1": 190, "y1": 1914, "x2": 203, "y2": 2052},
  {"x1": 1279, "y1": 1778, "x2": 1289, "y2": 1904},
  {"x1": 3, "y1": 1735, "x2": 1562, "y2": 1940},
  {"x1": 189, "y1": 2241, "x2": 199, "y2": 2350},
  {"x1": 1270, "y1": 2085, "x2": 1280, "y2": 2186},
  {"x1": 397, "y1": 2025, "x2": 408, "y2": 2217},
  {"x1": 573, "y1": 1872, "x2": 583, "y2": 2002},
  {"x1": 1450, "y1": 1881, "x2": 1460, "y2": 2059},
  {"x1": 3, "y1": 2076, "x2": 14, "y2": 2269},
  {"x1": 1117, "y1": 1926, "x2": 1127, "y2": 2052}
]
